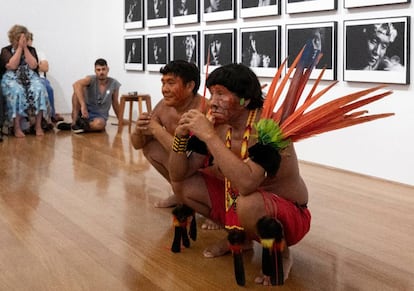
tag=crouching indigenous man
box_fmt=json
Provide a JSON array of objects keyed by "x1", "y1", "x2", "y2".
[{"x1": 168, "y1": 63, "x2": 311, "y2": 285}]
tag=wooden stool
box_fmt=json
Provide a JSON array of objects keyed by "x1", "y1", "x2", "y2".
[{"x1": 119, "y1": 93, "x2": 152, "y2": 132}]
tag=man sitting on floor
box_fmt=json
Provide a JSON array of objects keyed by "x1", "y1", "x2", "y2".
[{"x1": 57, "y1": 58, "x2": 121, "y2": 133}]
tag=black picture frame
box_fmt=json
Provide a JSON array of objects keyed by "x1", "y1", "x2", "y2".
[
  {"x1": 171, "y1": 31, "x2": 200, "y2": 67},
  {"x1": 202, "y1": 0, "x2": 236, "y2": 22},
  {"x1": 125, "y1": 35, "x2": 145, "y2": 71},
  {"x1": 240, "y1": 26, "x2": 281, "y2": 77},
  {"x1": 146, "y1": 0, "x2": 169, "y2": 27},
  {"x1": 171, "y1": 0, "x2": 200, "y2": 25},
  {"x1": 286, "y1": 0, "x2": 337, "y2": 14},
  {"x1": 344, "y1": 0, "x2": 410, "y2": 8},
  {"x1": 124, "y1": 0, "x2": 144, "y2": 29},
  {"x1": 286, "y1": 21, "x2": 337, "y2": 81},
  {"x1": 343, "y1": 16, "x2": 410, "y2": 84},
  {"x1": 146, "y1": 33, "x2": 169, "y2": 72},
  {"x1": 203, "y1": 29, "x2": 237, "y2": 73},
  {"x1": 239, "y1": 0, "x2": 280, "y2": 18}
]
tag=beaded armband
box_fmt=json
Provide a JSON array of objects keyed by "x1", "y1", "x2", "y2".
[{"x1": 172, "y1": 134, "x2": 189, "y2": 153}]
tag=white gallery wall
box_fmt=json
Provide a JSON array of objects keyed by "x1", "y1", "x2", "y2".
[{"x1": 0, "y1": 0, "x2": 413, "y2": 186}]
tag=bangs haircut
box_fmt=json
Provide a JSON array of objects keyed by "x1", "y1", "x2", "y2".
[
  {"x1": 160, "y1": 60, "x2": 200, "y2": 95},
  {"x1": 206, "y1": 63, "x2": 264, "y2": 109}
]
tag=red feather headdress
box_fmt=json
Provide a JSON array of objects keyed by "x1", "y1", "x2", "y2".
[{"x1": 256, "y1": 42, "x2": 394, "y2": 150}]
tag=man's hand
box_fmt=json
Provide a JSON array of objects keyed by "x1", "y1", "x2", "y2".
[
  {"x1": 135, "y1": 112, "x2": 159, "y2": 136},
  {"x1": 81, "y1": 105, "x2": 89, "y2": 119}
]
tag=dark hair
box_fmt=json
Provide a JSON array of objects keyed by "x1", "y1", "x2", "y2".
[
  {"x1": 95, "y1": 58, "x2": 108, "y2": 66},
  {"x1": 159, "y1": 60, "x2": 200, "y2": 95},
  {"x1": 206, "y1": 63, "x2": 264, "y2": 109}
]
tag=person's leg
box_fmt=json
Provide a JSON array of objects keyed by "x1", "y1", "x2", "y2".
[
  {"x1": 88, "y1": 117, "x2": 106, "y2": 131},
  {"x1": 35, "y1": 111, "x2": 44, "y2": 136},
  {"x1": 42, "y1": 78, "x2": 55, "y2": 118},
  {"x1": 142, "y1": 139, "x2": 178, "y2": 207},
  {"x1": 13, "y1": 114, "x2": 25, "y2": 138},
  {"x1": 71, "y1": 93, "x2": 81, "y2": 124}
]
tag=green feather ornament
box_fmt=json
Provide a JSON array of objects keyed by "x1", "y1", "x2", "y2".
[{"x1": 254, "y1": 119, "x2": 290, "y2": 151}]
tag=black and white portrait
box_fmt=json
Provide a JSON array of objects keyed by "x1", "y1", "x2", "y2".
[
  {"x1": 147, "y1": 34, "x2": 168, "y2": 71},
  {"x1": 344, "y1": 0, "x2": 410, "y2": 8},
  {"x1": 242, "y1": 0, "x2": 277, "y2": 8},
  {"x1": 287, "y1": 22, "x2": 337, "y2": 80},
  {"x1": 203, "y1": 30, "x2": 236, "y2": 71},
  {"x1": 286, "y1": 0, "x2": 336, "y2": 14},
  {"x1": 240, "y1": 26, "x2": 280, "y2": 77},
  {"x1": 125, "y1": 36, "x2": 144, "y2": 71},
  {"x1": 203, "y1": 0, "x2": 235, "y2": 22},
  {"x1": 344, "y1": 17, "x2": 410, "y2": 84},
  {"x1": 124, "y1": 0, "x2": 143, "y2": 29},
  {"x1": 146, "y1": 0, "x2": 169, "y2": 27},
  {"x1": 240, "y1": 0, "x2": 280, "y2": 18},
  {"x1": 172, "y1": 0, "x2": 199, "y2": 24},
  {"x1": 172, "y1": 32, "x2": 199, "y2": 66},
  {"x1": 173, "y1": 0, "x2": 197, "y2": 16}
]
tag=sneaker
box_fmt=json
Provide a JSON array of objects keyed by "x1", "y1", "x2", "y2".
[
  {"x1": 57, "y1": 122, "x2": 72, "y2": 131},
  {"x1": 71, "y1": 123, "x2": 85, "y2": 134},
  {"x1": 76, "y1": 117, "x2": 90, "y2": 131}
]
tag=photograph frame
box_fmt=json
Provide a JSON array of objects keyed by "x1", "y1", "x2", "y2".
[
  {"x1": 202, "y1": 0, "x2": 236, "y2": 22},
  {"x1": 124, "y1": 0, "x2": 144, "y2": 29},
  {"x1": 286, "y1": 0, "x2": 337, "y2": 14},
  {"x1": 343, "y1": 16, "x2": 410, "y2": 84},
  {"x1": 171, "y1": 31, "x2": 200, "y2": 68},
  {"x1": 286, "y1": 21, "x2": 338, "y2": 81},
  {"x1": 344, "y1": 0, "x2": 410, "y2": 8},
  {"x1": 171, "y1": 0, "x2": 200, "y2": 25},
  {"x1": 124, "y1": 35, "x2": 145, "y2": 71},
  {"x1": 239, "y1": 25, "x2": 281, "y2": 77},
  {"x1": 146, "y1": 33, "x2": 169, "y2": 72},
  {"x1": 146, "y1": 0, "x2": 169, "y2": 27},
  {"x1": 239, "y1": 0, "x2": 281, "y2": 18},
  {"x1": 202, "y1": 29, "x2": 237, "y2": 73}
]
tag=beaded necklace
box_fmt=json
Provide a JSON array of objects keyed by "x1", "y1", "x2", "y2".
[{"x1": 225, "y1": 109, "x2": 258, "y2": 231}]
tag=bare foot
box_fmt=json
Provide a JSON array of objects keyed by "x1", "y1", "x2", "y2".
[
  {"x1": 14, "y1": 130, "x2": 25, "y2": 138},
  {"x1": 203, "y1": 238, "x2": 253, "y2": 258},
  {"x1": 36, "y1": 127, "x2": 44, "y2": 136},
  {"x1": 201, "y1": 218, "x2": 222, "y2": 230},
  {"x1": 154, "y1": 195, "x2": 177, "y2": 208},
  {"x1": 254, "y1": 247, "x2": 293, "y2": 284}
]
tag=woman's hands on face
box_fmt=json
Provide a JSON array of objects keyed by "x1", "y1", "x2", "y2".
[{"x1": 18, "y1": 33, "x2": 27, "y2": 49}]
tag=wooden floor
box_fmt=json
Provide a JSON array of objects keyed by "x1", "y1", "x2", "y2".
[{"x1": 0, "y1": 117, "x2": 413, "y2": 291}]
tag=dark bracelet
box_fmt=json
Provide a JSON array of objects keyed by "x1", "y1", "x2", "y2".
[{"x1": 172, "y1": 134, "x2": 189, "y2": 153}]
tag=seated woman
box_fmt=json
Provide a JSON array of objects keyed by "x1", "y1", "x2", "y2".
[{"x1": 0, "y1": 24, "x2": 49, "y2": 137}]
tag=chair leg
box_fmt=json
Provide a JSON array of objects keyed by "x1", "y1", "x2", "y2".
[{"x1": 119, "y1": 98, "x2": 126, "y2": 128}]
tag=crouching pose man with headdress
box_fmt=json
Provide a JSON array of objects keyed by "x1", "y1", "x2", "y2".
[
  {"x1": 168, "y1": 38, "x2": 393, "y2": 285},
  {"x1": 169, "y1": 63, "x2": 311, "y2": 285}
]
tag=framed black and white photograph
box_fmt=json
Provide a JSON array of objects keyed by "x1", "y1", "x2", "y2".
[
  {"x1": 171, "y1": 31, "x2": 200, "y2": 67},
  {"x1": 286, "y1": 21, "x2": 337, "y2": 80},
  {"x1": 240, "y1": 0, "x2": 280, "y2": 18},
  {"x1": 146, "y1": 0, "x2": 169, "y2": 27},
  {"x1": 286, "y1": 0, "x2": 337, "y2": 14},
  {"x1": 344, "y1": 0, "x2": 410, "y2": 8},
  {"x1": 146, "y1": 33, "x2": 169, "y2": 72},
  {"x1": 172, "y1": 0, "x2": 199, "y2": 25},
  {"x1": 344, "y1": 16, "x2": 410, "y2": 84},
  {"x1": 124, "y1": 0, "x2": 144, "y2": 29},
  {"x1": 125, "y1": 35, "x2": 144, "y2": 71},
  {"x1": 202, "y1": 0, "x2": 236, "y2": 22},
  {"x1": 240, "y1": 26, "x2": 281, "y2": 77},
  {"x1": 203, "y1": 29, "x2": 237, "y2": 73}
]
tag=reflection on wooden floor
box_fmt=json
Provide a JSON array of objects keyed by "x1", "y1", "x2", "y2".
[{"x1": 0, "y1": 117, "x2": 413, "y2": 291}]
